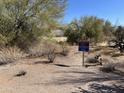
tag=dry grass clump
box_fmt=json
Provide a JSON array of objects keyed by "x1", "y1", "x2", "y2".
[
  {"x1": 28, "y1": 40, "x2": 60, "y2": 63},
  {"x1": 111, "y1": 53, "x2": 124, "y2": 57},
  {"x1": 101, "y1": 47, "x2": 118, "y2": 56},
  {"x1": 44, "y1": 41, "x2": 69, "y2": 62},
  {"x1": 0, "y1": 46, "x2": 26, "y2": 65},
  {"x1": 101, "y1": 50, "x2": 114, "y2": 55},
  {"x1": 89, "y1": 47, "x2": 102, "y2": 53},
  {"x1": 28, "y1": 39, "x2": 69, "y2": 62},
  {"x1": 28, "y1": 40, "x2": 69, "y2": 57},
  {"x1": 28, "y1": 42, "x2": 45, "y2": 57},
  {"x1": 28, "y1": 40, "x2": 61, "y2": 57}
]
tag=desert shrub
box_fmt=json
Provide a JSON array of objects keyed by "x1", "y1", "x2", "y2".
[
  {"x1": 100, "y1": 63, "x2": 115, "y2": 73},
  {"x1": 28, "y1": 39, "x2": 69, "y2": 62},
  {"x1": 43, "y1": 40, "x2": 59, "y2": 63},
  {"x1": 28, "y1": 39, "x2": 61, "y2": 57},
  {"x1": 65, "y1": 16, "x2": 112, "y2": 44},
  {"x1": 94, "y1": 47, "x2": 102, "y2": 51},
  {"x1": 0, "y1": 34, "x2": 8, "y2": 46},
  {"x1": 59, "y1": 42, "x2": 69, "y2": 56},
  {"x1": 47, "y1": 48, "x2": 56, "y2": 63},
  {"x1": 111, "y1": 53, "x2": 124, "y2": 57},
  {"x1": 0, "y1": 0, "x2": 66, "y2": 50},
  {"x1": 28, "y1": 39, "x2": 60, "y2": 63},
  {"x1": 28, "y1": 41, "x2": 45, "y2": 57},
  {"x1": 0, "y1": 46, "x2": 26, "y2": 65},
  {"x1": 86, "y1": 54, "x2": 102, "y2": 65},
  {"x1": 101, "y1": 49, "x2": 115, "y2": 55},
  {"x1": 11, "y1": 31, "x2": 40, "y2": 51},
  {"x1": 89, "y1": 47, "x2": 103, "y2": 53},
  {"x1": 114, "y1": 26, "x2": 124, "y2": 53}
]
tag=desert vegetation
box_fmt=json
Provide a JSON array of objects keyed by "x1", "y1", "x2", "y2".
[
  {"x1": 65, "y1": 16, "x2": 114, "y2": 44},
  {"x1": 0, "y1": 0, "x2": 124, "y2": 93},
  {"x1": 0, "y1": 0, "x2": 67, "y2": 63}
]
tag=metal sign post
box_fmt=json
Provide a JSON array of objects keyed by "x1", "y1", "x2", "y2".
[
  {"x1": 82, "y1": 51, "x2": 84, "y2": 66},
  {"x1": 78, "y1": 41, "x2": 89, "y2": 67}
]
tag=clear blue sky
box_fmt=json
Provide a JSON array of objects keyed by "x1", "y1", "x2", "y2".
[{"x1": 63, "y1": 0, "x2": 124, "y2": 25}]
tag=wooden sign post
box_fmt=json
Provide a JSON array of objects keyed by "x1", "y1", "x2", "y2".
[{"x1": 78, "y1": 41, "x2": 89, "y2": 66}]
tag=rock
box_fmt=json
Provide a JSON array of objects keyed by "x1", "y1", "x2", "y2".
[
  {"x1": 100, "y1": 63, "x2": 115, "y2": 73},
  {"x1": 14, "y1": 70, "x2": 27, "y2": 77},
  {"x1": 73, "y1": 83, "x2": 124, "y2": 93},
  {"x1": 86, "y1": 54, "x2": 102, "y2": 65}
]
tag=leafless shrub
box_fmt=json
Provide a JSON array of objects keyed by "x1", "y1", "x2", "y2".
[
  {"x1": 28, "y1": 40, "x2": 61, "y2": 57},
  {"x1": 59, "y1": 42, "x2": 69, "y2": 56},
  {"x1": 28, "y1": 39, "x2": 69, "y2": 62},
  {"x1": 44, "y1": 40, "x2": 59, "y2": 63},
  {"x1": 86, "y1": 54, "x2": 102, "y2": 65},
  {"x1": 47, "y1": 48, "x2": 56, "y2": 63},
  {"x1": 28, "y1": 41, "x2": 45, "y2": 57}
]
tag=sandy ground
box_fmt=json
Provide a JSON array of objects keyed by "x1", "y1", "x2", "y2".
[{"x1": 0, "y1": 46, "x2": 124, "y2": 93}]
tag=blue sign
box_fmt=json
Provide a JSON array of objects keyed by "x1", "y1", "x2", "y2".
[{"x1": 78, "y1": 41, "x2": 89, "y2": 52}]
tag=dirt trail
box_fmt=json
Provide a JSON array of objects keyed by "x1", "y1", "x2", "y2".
[{"x1": 0, "y1": 46, "x2": 124, "y2": 93}]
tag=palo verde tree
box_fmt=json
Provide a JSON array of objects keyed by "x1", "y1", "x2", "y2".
[
  {"x1": 81, "y1": 16, "x2": 105, "y2": 43},
  {"x1": 65, "y1": 16, "x2": 110, "y2": 44},
  {"x1": 0, "y1": 0, "x2": 66, "y2": 50},
  {"x1": 65, "y1": 19, "x2": 82, "y2": 44},
  {"x1": 103, "y1": 20, "x2": 114, "y2": 40}
]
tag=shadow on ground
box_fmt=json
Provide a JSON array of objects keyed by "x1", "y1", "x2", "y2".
[
  {"x1": 32, "y1": 69, "x2": 124, "y2": 86},
  {"x1": 34, "y1": 61, "x2": 51, "y2": 64},
  {"x1": 54, "y1": 64, "x2": 70, "y2": 67},
  {"x1": 73, "y1": 83, "x2": 124, "y2": 93}
]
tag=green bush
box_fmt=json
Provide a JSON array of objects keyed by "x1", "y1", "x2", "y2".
[{"x1": 65, "y1": 16, "x2": 113, "y2": 44}]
